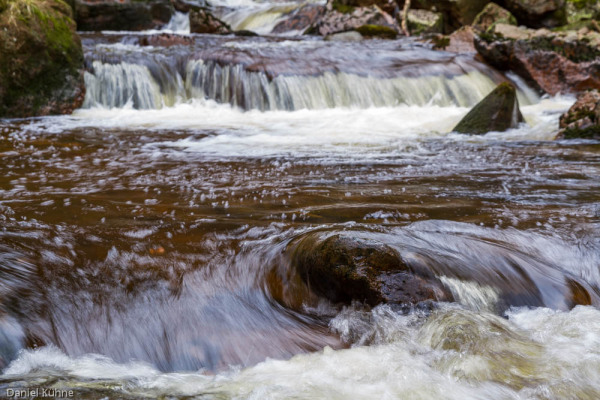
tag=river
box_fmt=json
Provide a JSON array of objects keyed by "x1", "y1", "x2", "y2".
[{"x1": 0, "y1": 6, "x2": 600, "y2": 400}]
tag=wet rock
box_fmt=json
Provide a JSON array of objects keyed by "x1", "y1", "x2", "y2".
[
  {"x1": 407, "y1": 9, "x2": 443, "y2": 35},
  {"x1": 138, "y1": 33, "x2": 193, "y2": 47},
  {"x1": 0, "y1": 0, "x2": 85, "y2": 118},
  {"x1": 472, "y1": 3, "x2": 517, "y2": 33},
  {"x1": 272, "y1": 4, "x2": 326, "y2": 34},
  {"x1": 290, "y1": 234, "x2": 452, "y2": 306},
  {"x1": 190, "y1": 7, "x2": 231, "y2": 34},
  {"x1": 74, "y1": 0, "x2": 174, "y2": 31},
  {"x1": 557, "y1": 89, "x2": 600, "y2": 139},
  {"x1": 502, "y1": 0, "x2": 567, "y2": 29},
  {"x1": 413, "y1": 0, "x2": 489, "y2": 33},
  {"x1": 453, "y1": 82, "x2": 524, "y2": 134},
  {"x1": 312, "y1": 1, "x2": 397, "y2": 37},
  {"x1": 234, "y1": 30, "x2": 258, "y2": 37},
  {"x1": 475, "y1": 26, "x2": 600, "y2": 94}
]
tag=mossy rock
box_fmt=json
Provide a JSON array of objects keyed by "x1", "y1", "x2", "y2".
[
  {"x1": 473, "y1": 3, "x2": 517, "y2": 33},
  {"x1": 453, "y1": 82, "x2": 525, "y2": 135},
  {"x1": 331, "y1": 0, "x2": 354, "y2": 14},
  {"x1": 355, "y1": 24, "x2": 397, "y2": 39},
  {"x1": 0, "y1": 0, "x2": 85, "y2": 117},
  {"x1": 407, "y1": 9, "x2": 443, "y2": 35}
]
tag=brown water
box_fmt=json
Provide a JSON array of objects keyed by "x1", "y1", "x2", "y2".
[{"x1": 0, "y1": 33, "x2": 599, "y2": 399}]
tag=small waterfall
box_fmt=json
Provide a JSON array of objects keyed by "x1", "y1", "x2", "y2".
[
  {"x1": 84, "y1": 62, "x2": 163, "y2": 109},
  {"x1": 85, "y1": 58, "x2": 519, "y2": 111},
  {"x1": 161, "y1": 11, "x2": 191, "y2": 34}
]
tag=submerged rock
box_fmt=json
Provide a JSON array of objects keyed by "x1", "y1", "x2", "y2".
[
  {"x1": 73, "y1": 0, "x2": 174, "y2": 31},
  {"x1": 190, "y1": 7, "x2": 231, "y2": 34},
  {"x1": 0, "y1": 0, "x2": 85, "y2": 117},
  {"x1": 557, "y1": 89, "x2": 600, "y2": 139},
  {"x1": 453, "y1": 82, "x2": 524, "y2": 134},
  {"x1": 475, "y1": 25, "x2": 600, "y2": 94},
  {"x1": 290, "y1": 234, "x2": 452, "y2": 306},
  {"x1": 502, "y1": 0, "x2": 567, "y2": 28},
  {"x1": 138, "y1": 33, "x2": 193, "y2": 47},
  {"x1": 472, "y1": 2, "x2": 517, "y2": 33}
]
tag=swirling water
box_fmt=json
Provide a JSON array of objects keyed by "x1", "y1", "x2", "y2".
[{"x1": 0, "y1": 30, "x2": 599, "y2": 400}]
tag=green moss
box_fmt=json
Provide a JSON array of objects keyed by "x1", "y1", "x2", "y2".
[
  {"x1": 431, "y1": 35, "x2": 450, "y2": 50},
  {"x1": 331, "y1": 1, "x2": 354, "y2": 14},
  {"x1": 0, "y1": 0, "x2": 83, "y2": 117},
  {"x1": 355, "y1": 24, "x2": 397, "y2": 39},
  {"x1": 453, "y1": 82, "x2": 524, "y2": 135}
]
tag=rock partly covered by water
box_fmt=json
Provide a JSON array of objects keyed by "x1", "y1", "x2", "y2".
[
  {"x1": 73, "y1": 0, "x2": 174, "y2": 31},
  {"x1": 290, "y1": 233, "x2": 452, "y2": 306},
  {"x1": 557, "y1": 89, "x2": 600, "y2": 139},
  {"x1": 475, "y1": 24, "x2": 600, "y2": 94},
  {"x1": 502, "y1": 0, "x2": 567, "y2": 28},
  {"x1": 0, "y1": 0, "x2": 85, "y2": 117},
  {"x1": 190, "y1": 7, "x2": 231, "y2": 34},
  {"x1": 453, "y1": 82, "x2": 524, "y2": 134}
]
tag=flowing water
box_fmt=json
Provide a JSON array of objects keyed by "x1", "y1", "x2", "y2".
[{"x1": 0, "y1": 21, "x2": 600, "y2": 400}]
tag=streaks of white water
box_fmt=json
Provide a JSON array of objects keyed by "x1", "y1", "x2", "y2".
[{"x1": 5, "y1": 305, "x2": 600, "y2": 399}]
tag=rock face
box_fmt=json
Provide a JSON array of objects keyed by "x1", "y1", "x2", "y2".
[
  {"x1": 311, "y1": 1, "x2": 397, "y2": 37},
  {"x1": 472, "y1": 2, "x2": 517, "y2": 33},
  {"x1": 557, "y1": 90, "x2": 600, "y2": 139},
  {"x1": 501, "y1": 0, "x2": 567, "y2": 28},
  {"x1": 272, "y1": 4, "x2": 326, "y2": 34},
  {"x1": 190, "y1": 7, "x2": 231, "y2": 34},
  {"x1": 290, "y1": 234, "x2": 452, "y2": 306},
  {"x1": 453, "y1": 82, "x2": 524, "y2": 134},
  {"x1": 74, "y1": 0, "x2": 174, "y2": 31},
  {"x1": 475, "y1": 25, "x2": 600, "y2": 95},
  {"x1": 0, "y1": 0, "x2": 85, "y2": 118}
]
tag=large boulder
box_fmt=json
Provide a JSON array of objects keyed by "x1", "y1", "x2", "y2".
[
  {"x1": 189, "y1": 7, "x2": 231, "y2": 34},
  {"x1": 311, "y1": 1, "x2": 397, "y2": 37},
  {"x1": 73, "y1": 0, "x2": 174, "y2": 31},
  {"x1": 289, "y1": 233, "x2": 452, "y2": 306},
  {"x1": 475, "y1": 25, "x2": 600, "y2": 95},
  {"x1": 501, "y1": 0, "x2": 567, "y2": 28},
  {"x1": 453, "y1": 82, "x2": 524, "y2": 134},
  {"x1": 557, "y1": 89, "x2": 600, "y2": 139},
  {"x1": 0, "y1": 0, "x2": 85, "y2": 118},
  {"x1": 413, "y1": 0, "x2": 490, "y2": 33},
  {"x1": 472, "y1": 2, "x2": 517, "y2": 33}
]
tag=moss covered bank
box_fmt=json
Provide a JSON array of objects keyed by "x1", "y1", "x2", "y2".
[{"x1": 0, "y1": 0, "x2": 84, "y2": 118}]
